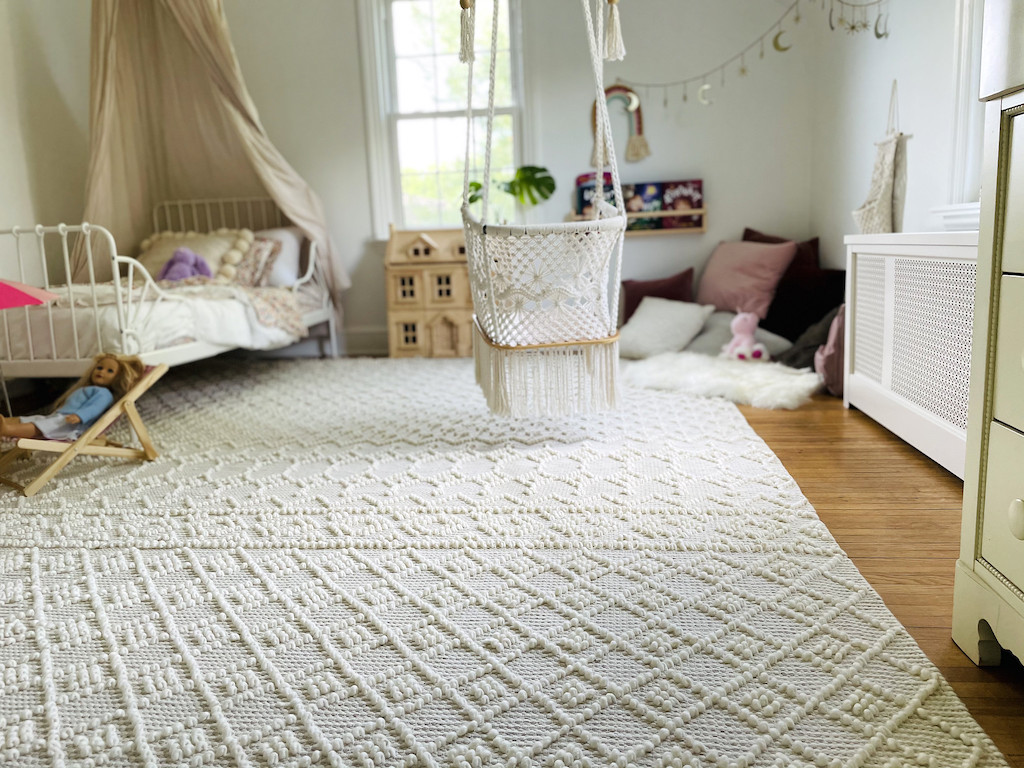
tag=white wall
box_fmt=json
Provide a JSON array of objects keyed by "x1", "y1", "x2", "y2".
[
  {"x1": 0, "y1": 0, "x2": 37, "y2": 259},
  {"x1": 0, "y1": 0, "x2": 969, "y2": 351},
  {"x1": 810, "y1": 0, "x2": 960, "y2": 267},
  {"x1": 523, "y1": 0, "x2": 817, "y2": 282}
]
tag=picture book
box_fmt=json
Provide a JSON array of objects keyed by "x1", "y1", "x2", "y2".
[{"x1": 661, "y1": 179, "x2": 704, "y2": 229}]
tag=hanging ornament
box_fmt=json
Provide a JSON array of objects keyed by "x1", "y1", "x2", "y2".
[
  {"x1": 459, "y1": 0, "x2": 474, "y2": 63},
  {"x1": 604, "y1": 0, "x2": 626, "y2": 61},
  {"x1": 591, "y1": 85, "x2": 650, "y2": 166}
]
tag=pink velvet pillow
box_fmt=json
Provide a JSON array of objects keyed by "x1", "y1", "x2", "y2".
[{"x1": 696, "y1": 240, "x2": 797, "y2": 318}]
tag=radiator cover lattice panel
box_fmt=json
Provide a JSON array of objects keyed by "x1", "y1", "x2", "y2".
[
  {"x1": 853, "y1": 256, "x2": 886, "y2": 384},
  {"x1": 890, "y1": 258, "x2": 977, "y2": 430}
]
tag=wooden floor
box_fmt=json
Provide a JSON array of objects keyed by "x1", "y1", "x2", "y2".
[{"x1": 739, "y1": 395, "x2": 1024, "y2": 767}]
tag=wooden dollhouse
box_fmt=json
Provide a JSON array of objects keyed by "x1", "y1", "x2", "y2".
[{"x1": 384, "y1": 226, "x2": 473, "y2": 358}]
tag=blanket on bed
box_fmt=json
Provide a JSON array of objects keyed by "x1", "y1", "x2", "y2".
[{"x1": 51, "y1": 277, "x2": 308, "y2": 344}]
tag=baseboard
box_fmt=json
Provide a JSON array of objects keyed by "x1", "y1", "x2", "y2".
[{"x1": 343, "y1": 325, "x2": 388, "y2": 357}]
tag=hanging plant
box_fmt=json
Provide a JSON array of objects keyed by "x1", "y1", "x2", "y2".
[{"x1": 468, "y1": 165, "x2": 556, "y2": 207}]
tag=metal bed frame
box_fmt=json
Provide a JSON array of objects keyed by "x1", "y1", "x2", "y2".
[{"x1": 0, "y1": 197, "x2": 338, "y2": 381}]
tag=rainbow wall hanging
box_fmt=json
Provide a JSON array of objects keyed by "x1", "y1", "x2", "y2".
[{"x1": 591, "y1": 84, "x2": 651, "y2": 167}]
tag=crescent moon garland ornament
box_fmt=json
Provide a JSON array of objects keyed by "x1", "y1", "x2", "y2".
[
  {"x1": 591, "y1": 85, "x2": 650, "y2": 166},
  {"x1": 613, "y1": 0, "x2": 890, "y2": 110},
  {"x1": 874, "y1": 12, "x2": 890, "y2": 38}
]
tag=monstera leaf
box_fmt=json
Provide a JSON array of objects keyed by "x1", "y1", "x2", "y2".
[
  {"x1": 498, "y1": 166, "x2": 557, "y2": 206},
  {"x1": 468, "y1": 166, "x2": 556, "y2": 207}
]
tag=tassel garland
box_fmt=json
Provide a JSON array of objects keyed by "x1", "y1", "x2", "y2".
[
  {"x1": 604, "y1": 0, "x2": 626, "y2": 61},
  {"x1": 459, "y1": 0, "x2": 475, "y2": 63}
]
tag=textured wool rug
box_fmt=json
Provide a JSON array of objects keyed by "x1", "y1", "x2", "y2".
[
  {"x1": 624, "y1": 352, "x2": 823, "y2": 409},
  {"x1": 0, "y1": 358, "x2": 1007, "y2": 767}
]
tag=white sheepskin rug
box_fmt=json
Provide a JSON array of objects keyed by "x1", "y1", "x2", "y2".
[{"x1": 624, "y1": 351, "x2": 823, "y2": 409}]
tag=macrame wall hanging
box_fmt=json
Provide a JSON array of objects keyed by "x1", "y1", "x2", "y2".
[
  {"x1": 591, "y1": 85, "x2": 650, "y2": 168},
  {"x1": 852, "y1": 79, "x2": 909, "y2": 234},
  {"x1": 616, "y1": 0, "x2": 890, "y2": 112}
]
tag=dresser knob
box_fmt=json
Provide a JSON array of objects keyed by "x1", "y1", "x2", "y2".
[{"x1": 1010, "y1": 498, "x2": 1024, "y2": 541}]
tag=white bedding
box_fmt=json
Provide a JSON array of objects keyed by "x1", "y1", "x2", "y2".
[{"x1": 0, "y1": 280, "x2": 317, "y2": 360}]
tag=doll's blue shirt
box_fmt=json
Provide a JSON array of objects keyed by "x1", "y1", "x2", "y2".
[{"x1": 57, "y1": 386, "x2": 114, "y2": 427}]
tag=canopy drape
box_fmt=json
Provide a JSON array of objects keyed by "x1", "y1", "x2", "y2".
[{"x1": 76, "y1": 0, "x2": 350, "y2": 297}]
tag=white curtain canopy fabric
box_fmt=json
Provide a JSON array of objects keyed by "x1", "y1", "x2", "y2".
[{"x1": 77, "y1": 0, "x2": 350, "y2": 296}]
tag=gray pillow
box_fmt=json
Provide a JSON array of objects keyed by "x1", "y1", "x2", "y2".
[
  {"x1": 774, "y1": 305, "x2": 842, "y2": 369},
  {"x1": 684, "y1": 311, "x2": 793, "y2": 357}
]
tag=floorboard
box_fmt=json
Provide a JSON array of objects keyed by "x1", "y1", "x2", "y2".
[{"x1": 739, "y1": 395, "x2": 1024, "y2": 768}]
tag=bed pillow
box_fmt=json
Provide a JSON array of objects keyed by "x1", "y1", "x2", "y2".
[
  {"x1": 233, "y1": 237, "x2": 283, "y2": 287},
  {"x1": 137, "y1": 228, "x2": 254, "y2": 280},
  {"x1": 684, "y1": 311, "x2": 793, "y2": 357},
  {"x1": 695, "y1": 240, "x2": 797, "y2": 318},
  {"x1": 618, "y1": 297, "x2": 715, "y2": 359},
  {"x1": 742, "y1": 227, "x2": 846, "y2": 341},
  {"x1": 621, "y1": 268, "x2": 694, "y2": 324},
  {"x1": 254, "y1": 226, "x2": 305, "y2": 287}
]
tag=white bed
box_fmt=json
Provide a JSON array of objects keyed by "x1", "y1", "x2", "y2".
[{"x1": 0, "y1": 198, "x2": 338, "y2": 379}]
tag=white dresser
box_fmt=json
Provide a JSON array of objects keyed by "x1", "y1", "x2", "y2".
[{"x1": 952, "y1": 0, "x2": 1024, "y2": 667}]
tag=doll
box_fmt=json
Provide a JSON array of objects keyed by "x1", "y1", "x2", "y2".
[{"x1": 0, "y1": 353, "x2": 145, "y2": 441}]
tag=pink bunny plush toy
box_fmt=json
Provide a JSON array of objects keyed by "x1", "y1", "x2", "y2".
[{"x1": 722, "y1": 311, "x2": 770, "y2": 361}]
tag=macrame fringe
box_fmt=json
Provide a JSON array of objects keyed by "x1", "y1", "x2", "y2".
[
  {"x1": 459, "y1": 0, "x2": 475, "y2": 63},
  {"x1": 625, "y1": 133, "x2": 651, "y2": 163},
  {"x1": 474, "y1": 324, "x2": 620, "y2": 418},
  {"x1": 604, "y1": 1, "x2": 626, "y2": 61}
]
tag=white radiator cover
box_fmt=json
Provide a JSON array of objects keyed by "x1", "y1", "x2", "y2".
[{"x1": 844, "y1": 232, "x2": 979, "y2": 478}]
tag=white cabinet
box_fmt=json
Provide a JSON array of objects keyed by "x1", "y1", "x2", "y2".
[{"x1": 952, "y1": 3, "x2": 1024, "y2": 666}]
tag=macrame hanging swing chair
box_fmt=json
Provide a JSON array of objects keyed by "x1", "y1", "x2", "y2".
[{"x1": 460, "y1": 0, "x2": 628, "y2": 418}]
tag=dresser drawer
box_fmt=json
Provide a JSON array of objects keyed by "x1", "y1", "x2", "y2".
[
  {"x1": 981, "y1": 421, "x2": 1024, "y2": 593},
  {"x1": 1003, "y1": 111, "x2": 1024, "y2": 275},
  {"x1": 993, "y1": 275, "x2": 1024, "y2": 432}
]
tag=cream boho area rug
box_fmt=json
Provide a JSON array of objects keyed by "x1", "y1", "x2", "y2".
[{"x1": 0, "y1": 358, "x2": 1007, "y2": 767}]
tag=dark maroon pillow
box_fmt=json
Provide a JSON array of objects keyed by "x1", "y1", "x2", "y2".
[
  {"x1": 742, "y1": 228, "x2": 845, "y2": 341},
  {"x1": 621, "y1": 267, "x2": 694, "y2": 323},
  {"x1": 743, "y1": 227, "x2": 819, "y2": 273}
]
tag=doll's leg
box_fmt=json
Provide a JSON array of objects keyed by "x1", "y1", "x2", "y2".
[{"x1": 0, "y1": 416, "x2": 41, "y2": 439}]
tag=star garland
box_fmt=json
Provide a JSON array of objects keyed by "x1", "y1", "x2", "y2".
[{"x1": 615, "y1": 0, "x2": 890, "y2": 109}]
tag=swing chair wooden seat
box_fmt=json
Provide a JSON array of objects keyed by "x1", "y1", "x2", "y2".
[{"x1": 0, "y1": 363, "x2": 168, "y2": 497}]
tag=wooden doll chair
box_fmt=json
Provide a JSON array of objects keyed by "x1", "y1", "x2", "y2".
[{"x1": 0, "y1": 363, "x2": 169, "y2": 497}]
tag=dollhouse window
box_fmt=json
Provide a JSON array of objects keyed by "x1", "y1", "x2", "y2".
[
  {"x1": 435, "y1": 275, "x2": 452, "y2": 299},
  {"x1": 399, "y1": 275, "x2": 416, "y2": 299},
  {"x1": 402, "y1": 322, "x2": 417, "y2": 346}
]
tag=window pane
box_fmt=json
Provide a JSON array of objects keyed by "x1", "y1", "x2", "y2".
[
  {"x1": 388, "y1": 0, "x2": 517, "y2": 228},
  {"x1": 391, "y1": 1, "x2": 434, "y2": 57},
  {"x1": 395, "y1": 56, "x2": 436, "y2": 113}
]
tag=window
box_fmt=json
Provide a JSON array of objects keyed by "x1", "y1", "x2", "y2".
[
  {"x1": 360, "y1": 0, "x2": 522, "y2": 233},
  {"x1": 435, "y1": 274, "x2": 452, "y2": 298}
]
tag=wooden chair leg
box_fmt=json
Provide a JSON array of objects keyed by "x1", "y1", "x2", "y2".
[
  {"x1": 22, "y1": 447, "x2": 79, "y2": 497},
  {"x1": 124, "y1": 401, "x2": 158, "y2": 460}
]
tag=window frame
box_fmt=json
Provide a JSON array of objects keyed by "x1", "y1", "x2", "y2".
[{"x1": 357, "y1": 0, "x2": 527, "y2": 237}]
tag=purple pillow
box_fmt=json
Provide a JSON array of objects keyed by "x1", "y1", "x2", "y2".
[
  {"x1": 696, "y1": 240, "x2": 797, "y2": 319},
  {"x1": 621, "y1": 268, "x2": 694, "y2": 323}
]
